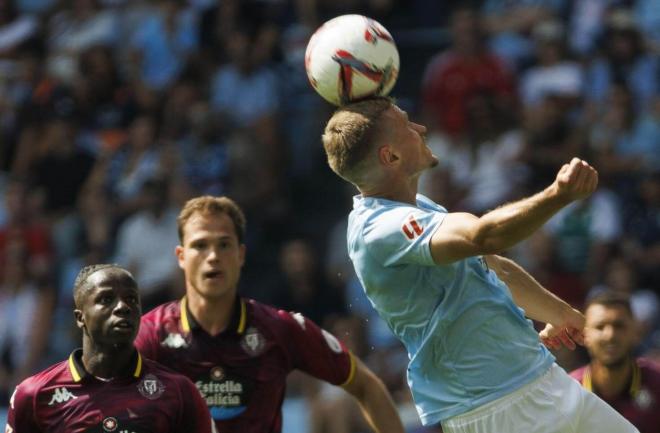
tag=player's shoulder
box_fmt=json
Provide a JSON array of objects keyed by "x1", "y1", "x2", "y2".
[
  {"x1": 569, "y1": 364, "x2": 588, "y2": 381},
  {"x1": 141, "y1": 299, "x2": 182, "y2": 328},
  {"x1": 638, "y1": 357, "x2": 660, "y2": 379},
  {"x1": 15, "y1": 360, "x2": 70, "y2": 398},
  {"x1": 245, "y1": 298, "x2": 307, "y2": 335}
]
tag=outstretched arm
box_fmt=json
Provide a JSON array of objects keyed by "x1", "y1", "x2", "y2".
[
  {"x1": 485, "y1": 254, "x2": 585, "y2": 350},
  {"x1": 430, "y1": 158, "x2": 598, "y2": 264},
  {"x1": 341, "y1": 356, "x2": 405, "y2": 433}
]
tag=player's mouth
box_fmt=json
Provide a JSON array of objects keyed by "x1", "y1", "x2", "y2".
[
  {"x1": 111, "y1": 319, "x2": 135, "y2": 332},
  {"x1": 203, "y1": 270, "x2": 224, "y2": 280}
]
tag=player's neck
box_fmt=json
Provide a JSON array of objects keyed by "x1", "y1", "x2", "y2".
[
  {"x1": 186, "y1": 289, "x2": 236, "y2": 336},
  {"x1": 591, "y1": 358, "x2": 634, "y2": 399},
  {"x1": 82, "y1": 338, "x2": 135, "y2": 379},
  {"x1": 361, "y1": 179, "x2": 418, "y2": 205}
]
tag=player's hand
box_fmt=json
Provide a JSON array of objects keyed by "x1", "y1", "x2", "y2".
[
  {"x1": 539, "y1": 307, "x2": 585, "y2": 351},
  {"x1": 553, "y1": 158, "x2": 598, "y2": 202}
]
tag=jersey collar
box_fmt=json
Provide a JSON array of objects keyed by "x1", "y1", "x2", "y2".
[
  {"x1": 180, "y1": 296, "x2": 247, "y2": 335},
  {"x1": 581, "y1": 360, "x2": 642, "y2": 398},
  {"x1": 68, "y1": 348, "x2": 143, "y2": 383}
]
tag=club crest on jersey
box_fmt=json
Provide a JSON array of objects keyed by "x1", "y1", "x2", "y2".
[
  {"x1": 161, "y1": 333, "x2": 188, "y2": 349},
  {"x1": 138, "y1": 374, "x2": 165, "y2": 400},
  {"x1": 48, "y1": 387, "x2": 78, "y2": 405},
  {"x1": 401, "y1": 214, "x2": 423, "y2": 240},
  {"x1": 240, "y1": 327, "x2": 266, "y2": 356},
  {"x1": 102, "y1": 417, "x2": 118, "y2": 432}
]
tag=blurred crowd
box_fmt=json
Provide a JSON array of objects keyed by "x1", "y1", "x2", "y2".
[{"x1": 0, "y1": 0, "x2": 658, "y2": 432}]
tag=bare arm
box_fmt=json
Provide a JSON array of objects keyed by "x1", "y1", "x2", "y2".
[
  {"x1": 485, "y1": 254, "x2": 585, "y2": 350},
  {"x1": 430, "y1": 158, "x2": 598, "y2": 264},
  {"x1": 342, "y1": 357, "x2": 405, "y2": 433}
]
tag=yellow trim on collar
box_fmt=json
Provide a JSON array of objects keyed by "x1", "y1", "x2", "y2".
[
  {"x1": 181, "y1": 297, "x2": 190, "y2": 333},
  {"x1": 69, "y1": 354, "x2": 81, "y2": 382},
  {"x1": 340, "y1": 352, "x2": 357, "y2": 388},
  {"x1": 237, "y1": 299, "x2": 247, "y2": 334},
  {"x1": 582, "y1": 361, "x2": 641, "y2": 397},
  {"x1": 134, "y1": 352, "x2": 143, "y2": 378}
]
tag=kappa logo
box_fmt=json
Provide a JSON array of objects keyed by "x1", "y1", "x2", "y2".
[
  {"x1": 137, "y1": 374, "x2": 165, "y2": 400},
  {"x1": 401, "y1": 214, "x2": 424, "y2": 240},
  {"x1": 48, "y1": 387, "x2": 78, "y2": 405},
  {"x1": 5, "y1": 424, "x2": 13, "y2": 433},
  {"x1": 161, "y1": 333, "x2": 188, "y2": 349}
]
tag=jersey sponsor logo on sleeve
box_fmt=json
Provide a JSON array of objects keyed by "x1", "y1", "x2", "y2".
[
  {"x1": 321, "y1": 329, "x2": 343, "y2": 354},
  {"x1": 401, "y1": 214, "x2": 424, "y2": 240},
  {"x1": 48, "y1": 387, "x2": 78, "y2": 405},
  {"x1": 137, "y1": 374, "x2": 165, "y2": 400}
]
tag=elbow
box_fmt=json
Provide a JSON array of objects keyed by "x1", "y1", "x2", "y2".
[{"x1": 472, "y1": 221, "x2": 506, "y2": 254}]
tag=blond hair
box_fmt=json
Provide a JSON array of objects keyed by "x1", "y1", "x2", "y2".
[
  {"x1": 322, "y1": 97, "x2": 393, "y2": 185},
  {"x1": 177, "y1": 196, "x2": 246, "y2": 243}
]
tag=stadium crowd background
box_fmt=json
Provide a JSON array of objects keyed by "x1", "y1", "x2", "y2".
[{"x1": 0, "y1": 0, "x2": 659, "y2": 431}]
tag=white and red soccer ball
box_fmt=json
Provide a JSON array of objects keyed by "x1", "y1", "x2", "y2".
[{"x1": 305, "y1": 14, "x2": 399, "y2": 106}]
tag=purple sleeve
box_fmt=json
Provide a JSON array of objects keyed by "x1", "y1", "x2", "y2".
[
  {"x1": 6, "y1": 383, "x2": 41, "y2": 433},
  {"x1": 276, "y1": 310, "x2": 354, "y2": 386}
]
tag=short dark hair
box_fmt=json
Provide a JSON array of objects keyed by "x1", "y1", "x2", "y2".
[
  {"x1": 585, "y1": 290, "x2": 634, "y2": 317},
  {"x1": 73, "y1": 264, "x2": 125, "y2": 307},
  {"x1": 177, "y1": 196, "x2": 246, "y2": 243}
]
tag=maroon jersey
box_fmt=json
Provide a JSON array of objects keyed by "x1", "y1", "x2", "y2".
[
  {"x1": 571, "y1": 358, "x2": 660, "y2": 433},
  {"x1": 135, "y1": 297, "x2": 355, "y2": 433},
  {"x1": 5, "y1": 349, "x2": 212, "y2": 433}
]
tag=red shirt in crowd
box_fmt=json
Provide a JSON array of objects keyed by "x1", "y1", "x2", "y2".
[{"x1": 422, "y1": 50, "x2": 515, "y2": 136}]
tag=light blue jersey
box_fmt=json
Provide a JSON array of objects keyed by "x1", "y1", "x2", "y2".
[{"x1": 348, "y1": 194, "x2": 555, "y2": 425}]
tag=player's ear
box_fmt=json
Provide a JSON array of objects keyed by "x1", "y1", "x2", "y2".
[
  {"x1": 175, "y1": 245, "x2": 185, "y2": 270},
  {"x1": 74, "y1": 309, "x2": 85, "y2": 330},
  {"x1": 378, "y1": 144, "x2": 399, "y2": 166}
]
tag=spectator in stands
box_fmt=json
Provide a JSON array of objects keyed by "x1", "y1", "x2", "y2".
[
  {"x1": 128, "y1": 0, "x2": 198, "y2": 91},
  {"x1": 114, "y1": 175, "x2": 180, "y2": 311},
  {"x1": 90, "y1": 114, "x2": 165, "y2": 219},
  {"x1": 571, "y1": 291, "x2": 660, "y2": 433},
  {"x1": 584, "y1": 9, "x2": 660, "y2": 112},
  {"x1": 272, "y1": 238, "x2": 345, "y2": 326},
  {"x1": 520, "y1": 19, "x2": 583, "y2": 109},
  {"x1": 481, "y1": 0, "x2": 566, "y2": 70},
  {"x1": 421, "y1": 5, "x2": 515, "y2": 138},
  {"x1": 46, "y1": 0, "x2": 117, "y2": 84}
]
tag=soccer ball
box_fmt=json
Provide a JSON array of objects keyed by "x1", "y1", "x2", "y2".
[{"x1": 305, "y1": 14, "x2": 399, "y2": 106}]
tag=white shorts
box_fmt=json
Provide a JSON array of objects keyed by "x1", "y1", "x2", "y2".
[{"x1": 441, "y1": 363, "x2": 639, "y2": 433}]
